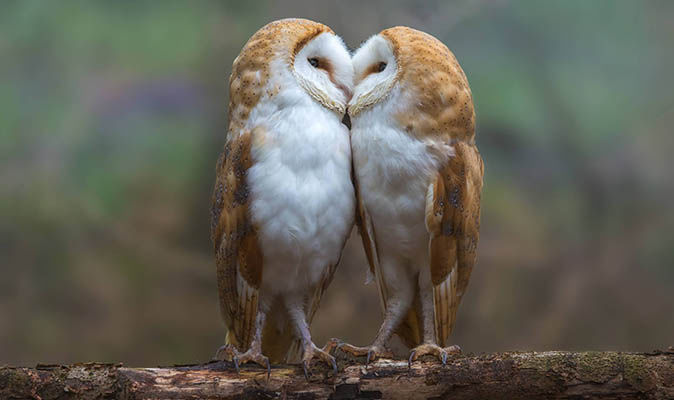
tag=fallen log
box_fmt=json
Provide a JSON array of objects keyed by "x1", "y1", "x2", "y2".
[{"x1": 1, "y1": 349, "x2": 673, "y2": 399}]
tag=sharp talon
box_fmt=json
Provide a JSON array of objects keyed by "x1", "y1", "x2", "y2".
[
  {"x1": 266, "y1": 359, "x2": 271, "y2": 380},
  {"x1": 214, "y1": 345, "x2": 227, "y2": 361},
  {"x1": 302, "y1": 361, "x2": 309, "y2": 381},
  {"x1": 408, "y1": 350, "x2": 416, "y2": 370},
  {"x1": 366, "y1": 349, "x2": 374, "y2": 365},
  {"x1": 441, "y1": 352, "x2": 447, "y2": 366},
  {"x1": 331, "y1": 357, "x2": 338, "y2": 376},
  {"x1": 232, "y1": 357, "x2": 240, "y2": 374}
]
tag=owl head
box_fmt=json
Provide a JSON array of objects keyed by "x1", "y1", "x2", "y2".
[
  {"x1": 228, "y1": 19, "x2": 353, "y2": 133},
  {"x1": 349, "y1": 26, "x2": 475, "y2": 140}
]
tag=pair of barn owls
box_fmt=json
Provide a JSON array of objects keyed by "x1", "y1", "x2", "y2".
[{"x1": 210, "y1": 18, "x2": 483, "y2": 375}]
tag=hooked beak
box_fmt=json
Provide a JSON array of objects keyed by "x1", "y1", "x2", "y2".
[
  {"x1": 336, "y1": 82, "x2": 353, "y2": 104},
  {"x1": 341, "y1": 111, "x2": 351, "y2": 129}
]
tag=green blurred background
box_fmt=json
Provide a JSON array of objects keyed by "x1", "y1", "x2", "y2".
[{"x1": 2, "y1": 0, "x2": 673, "y2": 367}]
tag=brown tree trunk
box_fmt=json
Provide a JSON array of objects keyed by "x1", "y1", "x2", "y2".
[{"x1": 2, "y1": 350, "x2": 673, "y2": 399}]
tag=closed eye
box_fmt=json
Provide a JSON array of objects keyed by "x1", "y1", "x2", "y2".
[
  {"x1": 361, "y1": 61, "x2": 389, "y2": 80},
  {"x1": 307, "y1": 57, "x2": 333, "y2": 76}
]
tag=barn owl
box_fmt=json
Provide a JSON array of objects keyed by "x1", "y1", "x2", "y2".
[
  {"x1": 210, "y1": 19, "x2": 355, "y2": 376},
  {"x1": 341, "y1": 27, "x2": 483, "y2": 366}
]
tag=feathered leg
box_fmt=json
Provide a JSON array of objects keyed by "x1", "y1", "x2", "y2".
[
  {"x1": 339, "y1": 256, "x2": 413, "y2": 363},
  {"x1": 286, "y1": 298, "x2": 337, "y2": 379},
  {"x1": 408, "y1": 269, "x2": 461, "y2": 368}
]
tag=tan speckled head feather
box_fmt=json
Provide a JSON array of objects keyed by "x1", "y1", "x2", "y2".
[
  {"x1": 380, "y1": 26, "x2": 476, "y2": 142},
  {"x1": 227, "y1": 18, "x2": 333, "y2": 134}
]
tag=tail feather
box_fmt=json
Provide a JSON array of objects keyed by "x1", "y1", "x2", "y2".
[
  {"x1": 261, "y1": 316, "x2": 296, "y2": 364},
  {"x1": 225, "y1": 329, "x2": 239, "y2": 348}
]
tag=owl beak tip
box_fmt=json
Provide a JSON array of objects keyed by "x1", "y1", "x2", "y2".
[{"x1": 341, "y1": 112, "x2": 351, "y2": 129}]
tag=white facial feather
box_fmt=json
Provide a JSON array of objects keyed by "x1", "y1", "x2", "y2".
[
  {"x1": 293, "y1": 32, "x2": 353, "y2": 113},
  {"x1": 349, "y1": 35, "x2": 398, "y2": 116}
]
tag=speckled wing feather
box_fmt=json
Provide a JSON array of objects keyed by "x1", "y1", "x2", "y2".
[
  {"x1": 210, "y1": 128, "x2": 262, "y2": 353},
  {"x1": 370, "y1": 26, "x2": 482, "y2": 348},
  {"x1": 425, "y1": 140, "x2": 483, "y2": 347}
]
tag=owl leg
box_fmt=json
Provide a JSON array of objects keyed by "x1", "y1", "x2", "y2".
[
  {"x1": 286, "y1": 300, "x2": 337, "y2": 380},
  {"x1": 338, "y1": 298, "x2": 406, "y2": 363},
  {"x1": 214, "y1": 311, "x2": 271, "y2": 378},
  {"x1": 337, "y1": 301, "x2": 409, "y2": 363},
  {"x1": 408, "y1": 274, "x2": 461, "y2": 367},
  {"x1": 338, "y1": 284, "x2": 412, "y2": 363}
]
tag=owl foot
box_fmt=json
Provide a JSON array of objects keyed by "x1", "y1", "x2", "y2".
[
  {"x1": 408, "y1": 343, "x2": 461, "y2": 368},
  {"x1": 301, "y1": 342, "x2": 338, "y2": 380},
  {"x1": 337, "y1": 343, "x2": 393, "y2": 365},
  {"x1": 213, "y1": 344, "x2": 271, "y2": 379}
]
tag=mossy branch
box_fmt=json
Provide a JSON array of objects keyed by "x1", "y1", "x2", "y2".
[{"x1": 1, "y1": 350, "x2": 673, "y2": 399}]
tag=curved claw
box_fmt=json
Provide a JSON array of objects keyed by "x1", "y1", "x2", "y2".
[
  {"x1": 408, "y1": 350, "x2": 416, "y2": 370},
  {"x1": 233, "y1": 356, "x2": 240, "y2": 374},
  {"x1": 441, "y1": 351, "x2": 447, "y2": 366},
  {"x1": 302, "y1": 361, "x2": 309, "y2": 381},
  {"x1": 330, "y1": 357, "x2": 338, "y2": 376},
  {"x1": 213, "y1": 345, "x2": 225, "y2": 361},
  {"x1": 266, "y1": 358, "x2": 271, "y2": 380},
  {"x1": 366, "y1": 349, "x2": 374, "y2": 365}
]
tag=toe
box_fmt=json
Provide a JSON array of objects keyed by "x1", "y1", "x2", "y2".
[
  {"x1": 234, "y1": 349, "x2": 272, "y2": 375},
  {"x1": 213, "y1": 345, "x2": 227, "y2": 360},
  {"x1": 322, "y1": 338, "x2": 342, "y2": 354},
  {"x1": 302, "y1": 361, "x2": 309, "y2": 381},
  {"x1": 409, "y1": 344, "x2": 446, "y2": 366},
  {"x1": 366, "y1": 349, "x2": 375, "y2": 365},
  {"x1": 254, "y1": 355, "x2": 270, "y2": 371},
  {"x1": 302, "y1": 344, "x2": 339, "y2": 378},
  {"x1": 446, "y1": 345, "x2": 462, "y2": 354},
  {"x1": 338, "y1": 343, "x2": 369, "y2": 356},
  {"x1": 330, "y1": 356, "x2": 338, "y2": 375},
  {"x1": 232, "y1": 356, "x2": 240, "y2": 373},
  {"x1": 213, "y1": 343, "x2": 237, "y2": 361},
  {"x1": 408, "y1": 350, "x2": 416, "y2": 369}
]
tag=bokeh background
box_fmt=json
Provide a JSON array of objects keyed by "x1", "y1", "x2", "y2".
[{"x1": 2, "y1": 0, "x2": 673, "y2": 367}]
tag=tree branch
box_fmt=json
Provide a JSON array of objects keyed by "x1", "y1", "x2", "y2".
[{"x1": 2, "y1": 350, "x2": 673, "y2": 399}]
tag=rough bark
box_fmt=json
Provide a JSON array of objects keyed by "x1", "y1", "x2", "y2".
[{"x1": 1, "y1": 349, "x2": 673, "y2": 399}]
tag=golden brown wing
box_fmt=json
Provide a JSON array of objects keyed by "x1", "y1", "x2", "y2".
[
  {"x1": 210, "y1": 128, "x2": 263, "y2": 353},
  {"x1": 353, "y1": 165, "x2": 423, "y2": 348},
  {"x1": 425, "y1": 140, "x2": 483, "y2": 347}
]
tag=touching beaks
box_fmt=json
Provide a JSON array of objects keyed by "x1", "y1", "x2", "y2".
[{"x1": 341, "y1": 112, "x2": 351, "y2": 129}]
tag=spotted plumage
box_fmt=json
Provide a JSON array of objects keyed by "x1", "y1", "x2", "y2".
[
  {"x1": 344, "y1": 26, "x2": 484, "y2": 364},
  {"x1": 211, "y1": 18, "x2": 355, "y2": 372}
]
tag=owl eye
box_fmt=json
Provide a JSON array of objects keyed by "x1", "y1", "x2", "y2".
[
  {"x1": 377, "y1": 62, "x2": 387, "y2": 72},
  {"x1": 308, "y1": 58, "x2": 319, "y2": 68}
]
